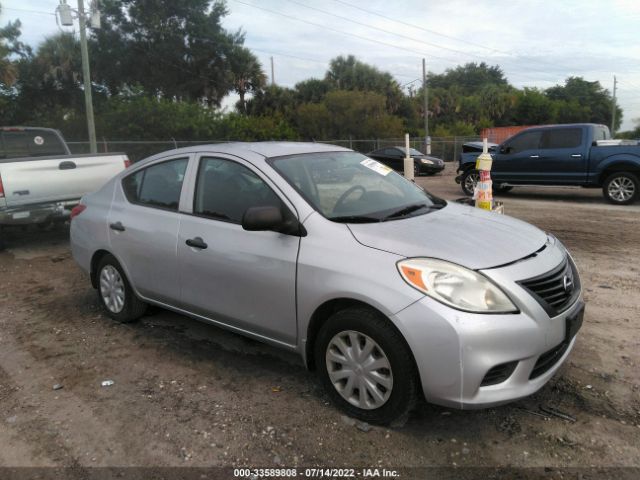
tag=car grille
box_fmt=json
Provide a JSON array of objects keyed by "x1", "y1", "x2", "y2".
[
  {"x1": 480, "y1": 361, "x2": 518, "y2": 386},
  {"x1": 518, "y1": 257, "x2": 580, "y2": 316},
  {"x1": 529, "y1": 341, "x2": 570, "y2": 379}
]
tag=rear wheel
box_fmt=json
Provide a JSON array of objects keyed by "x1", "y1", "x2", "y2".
[
  {"x1": 96, "y1": 254, "x2": 147, "y2": 322},
  {"x1": 315, "y1": 307, "x2": 418, "y2": 425},
  {"x1": 603, "y1": 172, "x2": 639, "y2": 205},
  {"x1": 461, "y1": 169, "x2": 479, "y2": 196}
]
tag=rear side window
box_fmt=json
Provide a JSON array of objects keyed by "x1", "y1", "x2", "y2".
[
  {"x1": 541, "y1": 128, "x2": 583, "y2": 149},
  {"x1": 193, "y1": 157, "x2": 283, "y2": 223},
  {"x1": 0, "y1": 130, "x2": 68, "y2": 159},
  {"x1": 122, "y1": 158, "x2": 188, "y2": 211},
  {"x1": 503, "y1": 131, "x2": 542, "y2": 154}
]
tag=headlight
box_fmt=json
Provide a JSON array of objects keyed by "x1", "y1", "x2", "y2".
[
  {"x1": 397, "y1": 258, "x2": 518, "y2": 313},
  {"x1": 420, "y1": 158, "x2": 434, "y2": 165}
]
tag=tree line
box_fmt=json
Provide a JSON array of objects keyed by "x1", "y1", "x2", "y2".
[{"x1": 1, "y1": 0, "x2": 635, "y2": 145}]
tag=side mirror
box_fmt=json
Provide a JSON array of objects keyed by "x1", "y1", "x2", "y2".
[
  {"x1": 488, "y1": 145, "x2": 497, "y2": 153},
  {"x1": 499, "y1": 146, "x2": 511, "y2": 154},
  {"x1": 242, "y1": 206, "x2": 283, "y2": 232}
]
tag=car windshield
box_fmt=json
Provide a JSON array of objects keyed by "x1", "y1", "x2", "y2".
[{"x1": 270, "y1": 151, "x2": 445, "y2": 223}]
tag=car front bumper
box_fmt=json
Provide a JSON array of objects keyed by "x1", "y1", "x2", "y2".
[
  {"x1": 417, "y1": 162, "x2": 445, "y2": 174},
  {"x1": 391, "y1": 241, "x2": 583, "y2": 409}
]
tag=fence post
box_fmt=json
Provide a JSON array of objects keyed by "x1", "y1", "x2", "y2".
[
  {"x1": 349, "y1": 135, "x2": 353, "y2": 150},
  {"x1": 171, "y1": 137, "x2": 177, "y2": 149},
  {"x1": 453, "y1": 136, "x2": 458, "y2": 164},
  {"x1": 102, "y1": 137, "x2": 108, "y2": 153}
]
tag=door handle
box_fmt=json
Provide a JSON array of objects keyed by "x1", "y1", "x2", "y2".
[
  {"x1": 109, "y1": 222, "x2": 125, "y2": 232},
  {"x1": 59, "y1": 161, "x2": 77, "y2": 170},
  {"x1": 186, "y1": 237, "x2": 208, "y2": 249},
  {"x1": 529, "y1": 155, "x2": 539, "y2": 159},
  {"x1": 571, "y1": 154, "x2": 582, "y2": 158}
]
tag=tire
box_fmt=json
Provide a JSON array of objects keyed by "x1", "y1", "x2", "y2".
[
  {"x1": 602, "y1": 172, "x2": 639, "y2": 205},
  {"x1": 96, "y1": 254, "x2": 147, "y2": 323},
  {"x1": 315, "y1": 307, "x2": 418, "y2": 425},
  {"x1": 460, "y1": 169, "x2": 479, "y2": 196}
]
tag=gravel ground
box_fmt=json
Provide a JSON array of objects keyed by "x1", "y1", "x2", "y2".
[{"x1": 0, "y1": 164, "x2": 638, "y2": 477}]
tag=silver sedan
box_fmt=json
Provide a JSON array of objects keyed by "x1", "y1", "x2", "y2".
[{"x1": 70, "y1": 142, "x2": 584, "y2": 424}]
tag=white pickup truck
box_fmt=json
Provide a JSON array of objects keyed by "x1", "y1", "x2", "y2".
[{"x1": 0, "y1": 127, "x2": 129, "y2": 230}]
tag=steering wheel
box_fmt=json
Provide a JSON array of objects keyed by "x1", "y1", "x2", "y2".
[{"x1": 333, "y1": 185, "x2": 366, "y2": 213}]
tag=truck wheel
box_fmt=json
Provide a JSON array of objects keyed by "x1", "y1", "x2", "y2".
[
  {"x1": 460, "y1": 169, "x2": 479, "y2": 196},
  {"x1": 96, "y1": 254, "x2": 147, "y2": 322},
  {"x1": 315, "y1": 307, "x2": 418, "y2": 425},
  {"x1": 603, "y1": 172, "x2": 639, "y2": 205}
]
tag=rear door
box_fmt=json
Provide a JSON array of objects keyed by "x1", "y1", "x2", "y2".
[
  {"x1": 492, "y1": 130, "x2": 543, "y2": 183},
  {"x1": 536, "y1": 127, "x2": 588, "y2": 184},
  {"x1": 108, "y1": 155, "x2": 192, "y2": 304},
  {"x1": 177, "y1": 154, "x2": 299, "y2": 346},
  {"x1": 1, "y1": 130, "x2": 125, "y2": 207}
]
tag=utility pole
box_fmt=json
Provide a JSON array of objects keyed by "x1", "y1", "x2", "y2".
[
  {"x1": 270, "y1": 56, "x2": 275, "y2": 86},
  {"x1": 57, "y1": 0, "x2": 98, "y2": 153},
  {"x1": 610, "y1": 75, "x2": 617, "y2": 134},
  {"x1": 422, "y1": 58, "x2": 430, "y2": 154},
  {"x1": 77, "y1": 0, "x2": 97, "y2": 153}
]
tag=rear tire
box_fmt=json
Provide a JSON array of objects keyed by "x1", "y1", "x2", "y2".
[
  {"x1": 315, "y1": 307, "x2": 418, "y2": 425},
  {"x1": 96, "y1": 254, "x2": 147, "y2": 323},
  {"x1": 603, "y1": 172, "x2": 639, "y2": 205}
]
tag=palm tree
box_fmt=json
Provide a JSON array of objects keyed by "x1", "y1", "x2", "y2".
[
  {"x1": 228, "y1": 46, "x2": 267, "y2": 113},
  {"x1": 35, "y1": 33, "x2": 82, "y2": 87}
]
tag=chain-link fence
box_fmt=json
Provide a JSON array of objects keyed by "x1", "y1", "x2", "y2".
[{"x1": 67, "y1": 136, "x2": 481, "y2": 163}]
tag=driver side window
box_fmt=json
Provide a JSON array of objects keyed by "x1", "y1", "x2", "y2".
[
  {"x1": 502, "y1": 131, "x2": 542, "y2": 155},
  {"x1": 193, "y1": 157, "x2": 283, "y2": 223}
]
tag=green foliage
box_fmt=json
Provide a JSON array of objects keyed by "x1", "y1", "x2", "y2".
[
  {"x1": 295, "y1": 90, "x2": 403, "y2": 140},
  {"x1": 90, "y1": 0, "x2": 261, "y2": 106}
]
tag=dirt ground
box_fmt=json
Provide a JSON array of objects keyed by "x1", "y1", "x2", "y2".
[{"x1": 0, "y1": 164, "x2": 638, "y2": 477}]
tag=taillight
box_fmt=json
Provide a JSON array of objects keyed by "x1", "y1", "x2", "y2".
[
  {"x1": 0, "y1": 173, "x2": 4, "y2": 198},
  {"x1": 124, "y1": 158, "x2": 131, "y2": 168},
  {"x1": 70, "y1": 204, "x2": 86, "y2": 220}
]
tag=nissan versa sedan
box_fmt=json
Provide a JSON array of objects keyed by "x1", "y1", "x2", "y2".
[
  {"x1": 70, "y1": 142, "x2": 584, "y2": 424},
  {"x1": 367, "y1": 146, "x2": 445, "y2": 175}
]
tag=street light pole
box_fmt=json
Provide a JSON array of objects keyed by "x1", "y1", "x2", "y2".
[{"x1": 77, "y1": 0, "x2": 97, "y2": 153}]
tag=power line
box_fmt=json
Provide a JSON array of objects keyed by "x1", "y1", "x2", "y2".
[
  {"x1": 230, "y1": 0, "x2": 566, "y2": 85},
  {"x1": 1, "y1": 6, "x2": 55, "y2": 16},
  {"x1": 229, "y1": 0, "x2": 455, "y2": 64},
  {"x1": 283, "y1": 0, "x2": 495, "y2": 61}
]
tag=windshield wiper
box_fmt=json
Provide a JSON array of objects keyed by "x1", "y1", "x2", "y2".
[
  {"x1": 330, "y1": 215, "x2": 381, "y2": 223},
  {"x1": 382, "y1": 203, "x2": 436, "y2": 221}
]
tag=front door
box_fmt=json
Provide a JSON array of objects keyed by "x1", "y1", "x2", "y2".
[
  {"x1": 178, "y1": 155, "x2": 300, "y2": 346},
  {"x1": 492, "y1": 130, "x2": 543, "y2": 183}
]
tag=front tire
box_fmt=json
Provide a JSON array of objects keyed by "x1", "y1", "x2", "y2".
[
  {"x1": 96, "y1": 254, "x2": 147, "y2": 323},
  {"x1": 315, "y1": 307, "x2": 418, "y2": 425},
  {"x1": 603, "y1": 172, "x2": 639, "y2": 205},
  {"x1": 460, "y1": 169, "x2": 479, "y2": 196}
]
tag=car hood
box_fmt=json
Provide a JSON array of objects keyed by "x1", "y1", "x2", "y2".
[{"x1": 347, "y1": 202, "x2": 547, "y2": 270}]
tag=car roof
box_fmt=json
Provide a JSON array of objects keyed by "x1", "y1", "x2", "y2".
[{"x1": 141, "y1": 141, "x2": 352, "y2": 165}]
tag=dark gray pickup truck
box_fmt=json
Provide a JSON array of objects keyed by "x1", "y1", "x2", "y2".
[{"x1": 456, "y1": 123, "x2": 640, "y2": 205}]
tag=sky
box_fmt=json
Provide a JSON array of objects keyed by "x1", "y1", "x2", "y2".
[{"x1": 2, "y1": 0, "x2": 640, "y2": 131}]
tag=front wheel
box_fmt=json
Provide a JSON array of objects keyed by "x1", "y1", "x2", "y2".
[
  {"x1": 603, "y1": 172, "x2": 639, "y2": 205},
  {"x1": 315, "y1": 307, "x2": 418, "y2": 425},
  {"x1": 460, "y1": 169, "x2": 479, "y2": 196},
  {"x1": 96, "y1": 254, "x2": 147, "y2": 322}
]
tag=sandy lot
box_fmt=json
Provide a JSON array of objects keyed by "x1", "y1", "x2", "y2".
[{"x1": 0, "y1": 164, "x2": 638, "y2": 477}]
